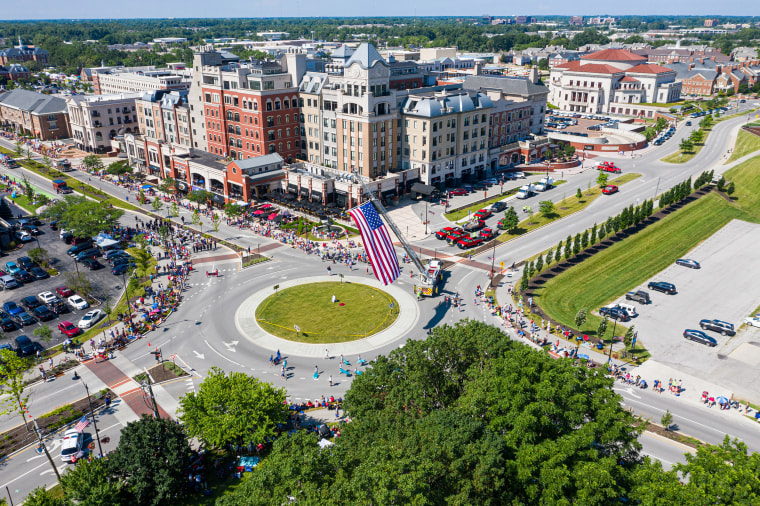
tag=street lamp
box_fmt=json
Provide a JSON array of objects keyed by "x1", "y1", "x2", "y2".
[
  {"x1": 121, "y1": 270, "x2": 132, "y2": 324},
  {"x1": 79, "y1": 381, "x2": 104, "y2": 457},
  {"x1": 607, "y1": 319, "x2": 619, "y2": 362}
]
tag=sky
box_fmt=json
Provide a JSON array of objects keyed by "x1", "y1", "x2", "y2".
[{"x1": 2, "y1": 0, "x2": 759, "y2": 20}]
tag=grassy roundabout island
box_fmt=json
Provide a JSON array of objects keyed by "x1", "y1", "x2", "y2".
[{"x1": 255, "y1": 282, "x2": 399, "y2": 343}]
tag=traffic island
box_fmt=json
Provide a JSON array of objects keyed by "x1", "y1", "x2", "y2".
[{"x1": 255, "y1": 281, "x2": 399, "y2": 343}]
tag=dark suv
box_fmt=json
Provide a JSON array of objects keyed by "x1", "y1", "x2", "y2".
[
  {"x1": 599, "y1": 307, "x2": 631, "y2": 322},
  {"x1": 647, "y1": 281, "x2": 676, "y2": 294},
  {"x1": 625, "y1": 290, "x2": 650, "y2": 304},
  {"x1": 699, "y1": 319, "x2": 735, "y2": 336}
]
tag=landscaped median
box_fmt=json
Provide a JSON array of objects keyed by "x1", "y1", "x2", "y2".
[
  {"x1": 728, "y1": 127, "x2": 760, "y2": 162},
  {"x1": 0, "y1": 146, "x2": 139, "y2": 212},
  {"x1": 526, "y1": 157, "x2": 760, "y2": 363}
]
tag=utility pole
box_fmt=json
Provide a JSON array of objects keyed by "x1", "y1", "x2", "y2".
[
  {"x1": 22, "y1": 403, "x2": 61, "y2": 483},
  {"x1": 490, "y1": 240, "x2": 497, "y2": 288},
  {"x1": 82, "y1": 383, "x2": 104, "y2": 457},
  {"x1": 142, "y1": 368, "x2": 160, "y2": 419}
]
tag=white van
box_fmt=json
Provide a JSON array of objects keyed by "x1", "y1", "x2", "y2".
[
  {"x1": 616, "y1": 303, "x2": 638, "y2": 318},
  {"x1": 0, "y1": 275, "x2": 19, "y2": 290}
]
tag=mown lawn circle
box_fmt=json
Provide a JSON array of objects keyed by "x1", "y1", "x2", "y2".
[{"x1": 254, "y1": 282, "x2": 399, "y2": 343}]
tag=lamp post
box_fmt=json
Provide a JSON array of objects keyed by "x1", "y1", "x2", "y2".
[
  {"x1": 607, "y1": 319, "x2": 619, "y2": 362},
  {"x1": 121, "y1": 270, "x2": 132, "y2": 324},
  {"x1": 79, "y1": 381, "x2": 104, "y2": 457}
]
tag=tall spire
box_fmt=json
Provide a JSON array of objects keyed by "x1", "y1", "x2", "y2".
[{"x1": 18, "y1": 35, "x2": 22, "y2": 47}]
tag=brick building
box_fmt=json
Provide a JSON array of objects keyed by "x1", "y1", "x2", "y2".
[
  {"x1": 0, "y1": 88, "x2": 69, "y2": 140},
  {"x1": 0, "y1": 40, "x2": 49, "y2": 65},
  {"x1": 188, "y1": 49, "x2": 305, "y2": 164}
]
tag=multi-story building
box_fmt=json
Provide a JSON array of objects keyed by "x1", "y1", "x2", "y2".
[
  {"x1": 0, "y1": 88, "x2": 70, "y2": 140},
  {"x1": 0, "y1": 64, "x2": 31, "y2": 81},
  {"x1": 399, "y1": 88, "x2": 493, "y2": 186},
  {"x1": 93, "y1": 69, "x2": 191, "y2": 95},
  {"x1": 187, "y1": 49, "x2": 305, "y2": 163},
  {"x1": 298, "y1": 44, "x2": 401, "y2": 179},
  {"x1": 569, "y1": 16, "x2": 584, "y2": 26},
  {"x1": 0, "y1": 39, "x2": 49, "y2": 65},
  {"x1": 67, "y1": 93, "x2": 140, "y2": 153},
  {"x1": 549, "y1": 48, "x2": 682, "y2": 118}
]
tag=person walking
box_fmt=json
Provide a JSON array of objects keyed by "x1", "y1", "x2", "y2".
[
  {"x1": 324, "y1": 348, "x2": 329, "y2": 360},
  {"x1": 329, "y1": 375, "x2": 333, "y2": 387}
]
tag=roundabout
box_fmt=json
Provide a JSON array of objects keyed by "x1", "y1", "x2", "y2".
[
  {"x1": 254, "y1": 281, "x2": 399, "y2": 343},
  {"x1": 235, "y1": 275, "x2": 420, "y2": 357}
]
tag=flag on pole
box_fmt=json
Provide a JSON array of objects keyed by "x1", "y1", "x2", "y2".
[
  {"x1": 348, "y1": 202, "x2": 400, "y2": 285},
  {"x1": 74, "y1": 416, "x2": 89, "y2": 433}
]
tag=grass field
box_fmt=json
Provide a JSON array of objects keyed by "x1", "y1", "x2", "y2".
[
  {"x1": 729, "y1": 129, "x2": 760, "y2": 162},
  {"x1": 533, "y1": 155, "x2": 760, "y2": 345},
  {"x1": 494, "y1": 173, "x2": 640, "y2": 243},
  {"x1": 256, "y1": 282, "x2": 399, "y2": 343},
  {"x1": 660, "y1": 127, "x2": 711, "y2": 164}
]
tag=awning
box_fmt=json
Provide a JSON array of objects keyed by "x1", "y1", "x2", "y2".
[
  {"x1": 210, "y1": 194, "x2": 225, "y2": 204},
  {"x1": 311, "y1": 191, "x2": 322, "y2": 197},
  {"x1": 287, "y1": 183, "x2": 298, "y2": 192},
  {"x1": 410, "y1": 182, "x2": 436, "y2": 196},
  {"x1": 299, "y1": 188, "x2": 309, "y2": 196}
]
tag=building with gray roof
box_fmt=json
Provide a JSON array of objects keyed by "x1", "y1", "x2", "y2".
[{"x1": 0, "y1": 88, "x2": 70, "y2": 140}]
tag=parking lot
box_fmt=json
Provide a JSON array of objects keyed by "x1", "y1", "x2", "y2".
[
  {"x1": 609, "y1": 219, "x2": 760, "y2": 376},
  {"x1": 1, "y1": 201, "x2": 130, "y2": 353}
]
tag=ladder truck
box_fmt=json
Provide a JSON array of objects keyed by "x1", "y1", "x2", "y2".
[{"x1": 352, "y1": 172, "x2": 443, "y2": 297}]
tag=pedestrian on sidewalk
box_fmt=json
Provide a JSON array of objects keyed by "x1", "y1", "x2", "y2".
[
  {"x1": 325, "y1": 348, "x2": 329, "y2": 360},
  {"x1": 329, "y1": 375, "x2": 333, "y2": 387}
]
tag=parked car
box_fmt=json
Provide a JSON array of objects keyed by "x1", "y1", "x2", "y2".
[
  {"x1": 17, "y1": 256, "x2": 35, "y2": 270},
  {"x1": 512, "y1": 172, "x2": 526, "y2": 179},
  {"x1": 602, "y1": 185, "x2": 618, "y2": 195},
  {"x1": 77, "y1": 310, "x2": 104, "y2": 329},
  {"x1": 21, "y1": 296, "x2": 42, "y2": 310},
  {"x1": 625, "y1": 291, "x2": 651, "y2": 304},
  {"x1": 60, "y1": 429, "x2": 85, "y2": 463},
  {"x1": 744, "y1": 314, "x2": 760, "y2": 328},
  {"x1": 683, "y1": 329, "x2": 717, "y2": 347},
  {"x1": 12, "y1": 270, "x2": 34, "y2": 283},
  {"x1": 38, "y1": 291, "x2": 58, "y2": 304},
  {"x1": 47, "y1": 298, "x2": 67, "y2": 315},
  {"x1": 14, "y1": 335, "x2": 36, "y2": 356},
  {"x1": 58, "y1": 321, "x2": 82, "y2": 338},
  {"x1": 699, "y1": 319, "x2": 735, "y2": 336},
  {"x1": 103, "y1": 249, "x2": 126, "y2": 260},
  {"x1": 2, "y1": 301, "x2": 23, "y2": 316},
  {"x1": 81, "y1": 258, "x2": 103, "y2": 270},
  {"x1": 4, "y1": 262, "x2": 20, "y2": 275},
  {"x1": 29, "y1": 267, "x2": 49, "y2": 280},
  {"x1": 648, "y1": 281, "x2": 676, "y2": 294},
  {"x1": 75, "y1": 249, "x2": 100, "y2": 262},
  {"x1": 15, "y1": 231, "x2": 33, "y2": 242},
  {"x1": 111, "y1": 262, "x2": 134, "y2": 275},
  {"x1": 56, "y1": 286, "x2": 74, "y2": 298},
  {"x1": 599, "y1": 306, "x2": 631, "y2": 322},
  {"x1": 13, "y1": 311, "x2": 36, "y2": 326},
  {"x1": 68, "y1": 295, "x2": 89, "y2": 310},
  {"x1": 448, "y1": 188, "x2": 467, "y2": 196},
  {"x1": 675, "y1": 258, "x2": 700, "y2": 269},
  {"x1": 473, "y1": 182, "x2": 487, "y2": 191},
  {"x1": 473, "y1": 209, "x2": 492, "y2": 220},
  {"x1": 33, "y1": 305, "x2": 56, "y2": 322},
  {"x1": 0, "y1": 318, "x2": 17, "y2": 332}
]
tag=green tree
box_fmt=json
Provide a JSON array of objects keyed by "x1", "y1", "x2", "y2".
[
  {"x1": 41, "y1": 152, "x2": 51, "y2": 171},
  {"x1": 14, "y1": 140, "x2": 23, "y2": 157},
  {"x1": 0, "y1": 349, "x2": 32, "y2": 427},
  {"x1": 0, "y1": 198, "x2": 13, "y2": 220},
  {"x1": 597, "y1": 316, "x2": 609, "y2": 340},
  {"x1": 178, "y1": 367, "x2": 288, "y2": 448},
  {"x1": 151, "y1": 198, "x2": 164, "y2": 213},
  {"x1": 191, "y1": 209, "x2": 203, "y2": 232},
  {"x1": 108, "y1": 414, "x2": 192, "y2": 506},
  {"x1": 545, "y1": 247, "x2": 553, "y2": 266},
  {"x1": 596, "y1": 171, "x2": 609, "y2": 187},
  {"x1": 572, "y1": 233, "x2": 581, "y2": 255},
  {"x1": 499, "y1": 206, "x2": 519, "y2": 233},
  {"x1": 660, "y1": 410, "x2": 673, "y2": 431},
  {"x1": 106, "y1": 161, "x2": 131, "y2": 176},
  {"x1": 581, "y1": 230, "x2": 589, "y2": 248},
  {"x1": 555, "y1": 240, "x2": 563, "y2": 263},
  {"x1": 210, "y1": 213, "x2": 222, "y2": 232},
  {"x1": 679, "y1": 138, "x2": 694, "y2": 153},
  {"x1": 81, "y1": 154, "x2": 104, "y2": 173},
  {"x1": 224, "y1": 202, "x2": 244, "y2": 220},
  {"x1": 726, "y1": 181, "x2": 736, "y2": 195},
  {"x1": 575, "y1": 308, "x2": 587, "y2": 328},
  {"x1": 59, "y1": 457, "x2": 127, "y2": 506},
  {"x1": 690, "y1": 129, "x2": 704, "y2": 144},
  {"x1": 64, "y1": 272, "x2": 92, "y2": 297},
  {"x1": 576, "y1": 188, "x2": 583, "y2": 199},
  {"x1": 21, "y1": 174, "x2": 35, "y2": 200},
  {"x1": 717, "y1": 176, "x2": 727, "y2": 192},
  {"x1": 535, "y1": 255, "x2": 544, "y2": 273},
  {"x1": 157, "y1": 177, "x2": 176, "y2": 194},
  {"x1": 45, "y1": 195, "x2": 123, "y2": 238},
  {"x1": 590, "y1": 223, "x2": 597, "y2": 244},
  {"x1": 563, "y1": 237, "x2": 572, "y2": 259},
  {"x1": 624, "y1": 325, "x2": 636, "y2": 349},
  {"x1": 169, "y1": 202, "x2": 179, "y2": 218},
  {"x1": 34, "y1": 325, "x2": 53, "y2": 347},
  {"x1": 598, "y1": 222, "x2": 607, "y2": 239},
  {"x1": 28, "y1": 246, "x2": 49, "y2": 267},
  {"x1": 187, "y1": 189, "x2": 212, "y2": 209},
  {"x1": 527, "y1": 260, "x2": 535, "y2": 279},
  {"x1": 21, "y1": 487, "x2": 60, "y2": 506},
  {"x1": 131, "y1": 247, "x2": 153, "y2": 278},
  {"x1": 538, "y1": 200, "x2": 555, "y2": 217}
]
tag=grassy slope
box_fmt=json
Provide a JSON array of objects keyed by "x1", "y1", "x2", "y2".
[
  {"x1": 728, "y1": 129, "x2": 760, "y2": 162},
  {"x1": 534, "y1": 156, "x2": 760, "y2": 338}
]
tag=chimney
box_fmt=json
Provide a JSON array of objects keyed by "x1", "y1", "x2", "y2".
[
  {"x1": 528, "y1": 66, "x2": 540, "y2": 83},
  {"x1": 474, "y1": 61, "x2": 483, "y2": 76},
  {"x1": 688, "y1": 63, "x2": 694, "y2": 71}
]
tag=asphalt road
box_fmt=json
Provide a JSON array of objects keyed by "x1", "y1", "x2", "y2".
[{"x1": 0, "y1": 100, "x2": 759, "y2": 499}]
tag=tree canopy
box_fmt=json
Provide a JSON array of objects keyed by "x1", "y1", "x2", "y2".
[
  {"x1": 178, "y1": 367, "x2": 288, "y2": 448},
  {"x1": 44, "y1": 195, "x2": 123, "y2": 238}
]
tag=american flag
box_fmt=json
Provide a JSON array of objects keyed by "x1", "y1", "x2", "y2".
[
  {"x1": 348, "y1": 202, "x2": 400, "y2": 285},
  {"x1": 74, "y1": 416, "x2": 89, "y2": 433}
]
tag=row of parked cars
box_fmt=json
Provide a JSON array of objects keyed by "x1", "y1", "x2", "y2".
[
  {"x1": 59, "y1": 228, "x2": 135, "y2": 274},
  {"x1": 652, "y1": 125, "x2": 676, "y2": 146},
  {"x1": 0, "y1": 256, "x2": 50, "y2": 289},
  {"x1": 447, "y1": 173, "x2": 526, "y2": 197}
]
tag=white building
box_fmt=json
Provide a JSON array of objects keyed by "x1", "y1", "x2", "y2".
[
  {"x1": 66, "y1": 93, "x2": 141, "y2": 153},
  {"x1": 549, "y1": 48, "x2": 682, "y2": 118}
]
